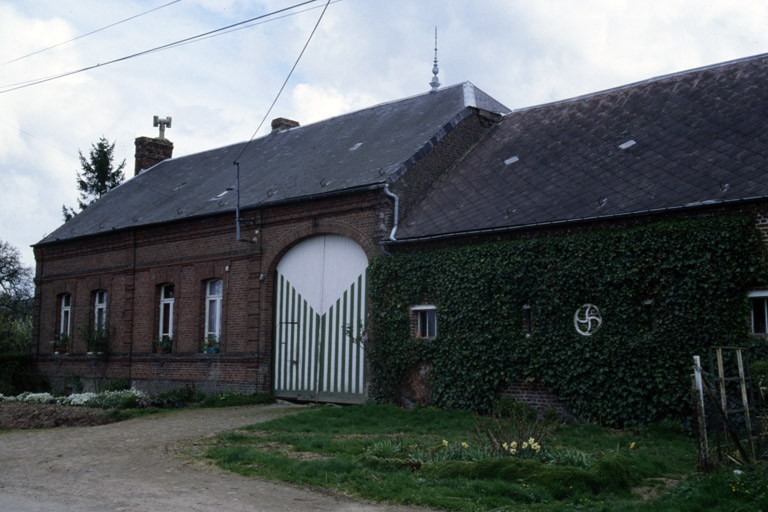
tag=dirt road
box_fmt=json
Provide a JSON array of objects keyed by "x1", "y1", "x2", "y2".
[{"x1": 0, "y1": 405, "x2": 425, "y2": 512}]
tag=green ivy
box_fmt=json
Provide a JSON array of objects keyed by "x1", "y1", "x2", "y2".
[{"x1": 368, "y1": 216, "x2": 768, "y2": 426}]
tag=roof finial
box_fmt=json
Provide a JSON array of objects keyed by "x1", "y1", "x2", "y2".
[{"x1": 430, "y1": 26, "x2": 440, "y2": 92}]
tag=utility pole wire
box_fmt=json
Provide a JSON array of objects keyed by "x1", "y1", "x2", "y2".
[
  {"x1": 233, "y1": 0, "x2": 332, "y2": 164},
  {"x1": 0, "y1": 0, "x2": 322, "y2": 95},
  {"x1": 3, "y1": 0, "x2": 182, "y2": 66}
]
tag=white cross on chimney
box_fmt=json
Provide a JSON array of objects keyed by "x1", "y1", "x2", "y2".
[{"x1": 153, "y1": 115, "x2": 172, "y2": 139}]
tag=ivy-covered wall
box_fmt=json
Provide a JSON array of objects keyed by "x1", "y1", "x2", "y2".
[{"x1": 368, "y1": 216, "x2": 768, "y2": 426}]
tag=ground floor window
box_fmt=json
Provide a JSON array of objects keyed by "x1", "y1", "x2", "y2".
[
  {"x1": 750, "y1": 291, "x2": 768, "y2": 334},
  {"x1": 94, "y1": 290, "x2": 107, "y2": 331},
  {"x1": 159, "y1": 284, "x2": 174, "y2": 340},
  {"x1": 59, "y1": 294, "x2": 71, "y2": 336},
  {"x1": 411, "y1": 305, "x2": 437, "y2": 339},
  {"x1": 205, "y1": 279, "x2": 223, "y2": 342}
]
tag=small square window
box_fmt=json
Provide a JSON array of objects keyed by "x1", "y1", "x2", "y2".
[
  {"x1": 411, "y1": 305, "x2": 437, "y2": 339},
  {"x1": 751, "y1": 294, "x2": 768, "y2": 334}
]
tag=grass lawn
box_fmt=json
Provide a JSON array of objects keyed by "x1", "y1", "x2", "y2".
[{"x1": 201, "y1": 403, "x2": 768, "y2": 511}]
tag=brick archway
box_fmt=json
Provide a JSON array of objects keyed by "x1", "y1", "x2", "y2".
[{"x1": 262, "y1": 219, "x2": 378, "y2": 279}]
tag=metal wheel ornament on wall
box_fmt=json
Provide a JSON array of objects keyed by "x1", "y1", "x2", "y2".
[{"x1": 574, "y1": 304, "x2": 602, "y2": 336}]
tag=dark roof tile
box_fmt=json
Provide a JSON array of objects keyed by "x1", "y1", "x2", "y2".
[
  {"x1": 41, "y1": 83, "x2": 508, "y2": 244},
  {"x1": 398, "y1": 53, "x2": 768, "y2": 240}
]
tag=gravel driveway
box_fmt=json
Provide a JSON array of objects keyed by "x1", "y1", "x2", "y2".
[{"x1": 0, "y1": 405, "x2": 425, "y2": 512}]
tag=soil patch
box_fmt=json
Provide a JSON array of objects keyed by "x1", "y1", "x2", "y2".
[{"x1": 0, "y1": 402, "x2": 113, "y2": 430}]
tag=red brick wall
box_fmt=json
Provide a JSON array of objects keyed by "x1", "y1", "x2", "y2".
[{"x1": 33, "y1": 188, "x2": 391, "y2": 394}]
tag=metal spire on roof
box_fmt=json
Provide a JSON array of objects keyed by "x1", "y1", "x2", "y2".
[{"x1": 430, "y1": 27, "x2": 440, "y2": 92}]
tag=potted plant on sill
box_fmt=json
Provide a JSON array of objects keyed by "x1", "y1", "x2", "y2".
[
  {"x1": 51, "y1": 333, "x2": 69, "y2": 354},
  {"x1": 202, "y1": 335, "x2": 220, "y2": 354},
  {"x1": 154, "y1": 336, "x2": 172, "y2": 354},
  {"x1": 80, "y1": 325, "x2": 110, "y2": 354}
]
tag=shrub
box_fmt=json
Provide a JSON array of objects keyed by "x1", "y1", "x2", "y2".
[
  {"x1": 474, "y1": 399, "x2": 559, "y2": 458},
  {"x1": 0, "y1": 353, "x2": 46, "y2": 395},
  {"x1": 102, "y1": 378, "x2": 130, "y2": 392}
]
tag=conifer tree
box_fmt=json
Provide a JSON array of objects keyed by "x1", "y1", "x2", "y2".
[{"x1": 62, "y1": 137, "x2": 126, "y2": 221}]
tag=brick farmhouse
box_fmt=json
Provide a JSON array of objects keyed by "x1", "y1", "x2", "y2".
[{"x1": 32, "y1": 53, "x2": 768, "y2": 408}]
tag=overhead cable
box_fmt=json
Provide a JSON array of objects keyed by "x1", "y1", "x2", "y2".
[
  {"x1": 0, "y1": 0, "x2": 322, "y2": 94},
  {"x1": 233, "y1": 0, "x2": 332, "y2": 164},
  {"x1": 3, "y1": 0, "x2": 182, "y2": 66}
]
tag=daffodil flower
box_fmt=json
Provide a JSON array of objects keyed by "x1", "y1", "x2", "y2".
[
  {"x1": 522, "y1": 442, "x2": 528, "y2": 449},
  {"x1": 502, "y1": 442, "x2": 508, "y2": 450},
  {"x1": 511, "y1": 441, "x2": 517, "y2": 449},
  {"x1": 528, "y1": 437, "x2": 535, "y2": 445},
  {"x1": 442, "y1": 439, "x2": 448, "y2": 446},
  {"x1": 630, "y1": 442, "x2": 636, "y2": 449}
]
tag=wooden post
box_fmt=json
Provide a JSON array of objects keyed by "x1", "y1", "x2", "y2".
[
  {"x1": 736, "y1": 349, "x2": 756, "y2": 462},
  {"x1": 716, "y1": 347, "x2": 730, "y2": 452},
  {"x1": 693, "y1": 356, "x2": 710, "y2": 470}
]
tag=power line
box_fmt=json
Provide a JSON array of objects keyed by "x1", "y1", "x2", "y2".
[
  {"x1": 160, "y1": 0, "x2": 342, "y2": 52},
  {"x1": 233, "y1": 0, "x2": 331, "y2": 241},
  {"x1": 233, "y1": 0, "x2": 332, "y2": 164},
  {"x1": 0, "y1": 119, "x2": 79, "y2": 160},
  {"x1": 0, "y1": 0, "x2": 323, "y2": 95},
  {"x1": 3, "y1": 0, "x2": 182, "y2": 66}
]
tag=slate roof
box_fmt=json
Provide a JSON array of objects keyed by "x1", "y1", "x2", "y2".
[
  {"x1": 39, "y1": 82, "x2": 508, "y2": 245},
  {"x1": 396, "y1": 53, "x2": 768, "y2": 241}
]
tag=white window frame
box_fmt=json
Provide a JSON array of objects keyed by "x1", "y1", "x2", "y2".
[
  {"x1": 205, "y1": 279, "x2": 223, "y2": 342},
  {"x1": 411, "y1": 305, "x2": 437, "y2": 339},
  {"x1": 749, "y1": 291, "x2": 768, "y2": 334},
  {"x1": 94, "y1": 290, "x2": 107, "y2": 331},
  {"x1": 60, "y1": 294, "x2": 71, "y2": 336},
  {"x1": 159, "y1": 284, "x2": 174, "y2": 340}
]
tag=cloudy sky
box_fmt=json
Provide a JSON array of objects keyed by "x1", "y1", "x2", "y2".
[{"x1": 2, "y1": 0, "x2": 767, "y2": 269}]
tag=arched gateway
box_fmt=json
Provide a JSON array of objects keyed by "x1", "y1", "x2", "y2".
[{"x1": 273, "y1": 235, "x2": 368, "y2": 403}]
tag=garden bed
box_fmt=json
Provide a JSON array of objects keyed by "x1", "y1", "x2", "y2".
[{"x1": 0, "y1": 402, "x2": 113, "y2": 430}]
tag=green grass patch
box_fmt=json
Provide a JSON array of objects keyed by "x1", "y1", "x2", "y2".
[{"x1": 198, "y1": 403, "x2": 768, "y2": 511}]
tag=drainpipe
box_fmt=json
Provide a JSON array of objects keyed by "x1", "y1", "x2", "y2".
[
  {"x1": 234, "y1": 161, "x2": 241, "y2": 241},
  {"x1": 383, "y1": 184, "x2": 399, "y2": 242}
]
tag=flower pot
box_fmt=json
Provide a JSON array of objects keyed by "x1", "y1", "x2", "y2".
[{"x1": 155, "y1": 346, "x2": 164, "y2": 354}]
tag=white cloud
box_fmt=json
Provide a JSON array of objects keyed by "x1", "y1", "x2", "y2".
[{"x1": 1, "y1": 0, "x2": 768, "y2": 269}]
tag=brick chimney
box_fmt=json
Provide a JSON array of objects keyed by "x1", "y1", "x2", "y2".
[
  {"x1": 134, "y1": 136, "x2": 174, "y2": 176},
  {"x1": 134, "y1": 116, "x2": 174, "y2": 176},
  {"x1": 271, "y1": 117, "x2": 300, "y2": 133}
]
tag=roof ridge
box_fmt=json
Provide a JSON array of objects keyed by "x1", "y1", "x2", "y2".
[
  {"x1": 507, "y1": 51, "x2": 768, "y2": 116},
  {"x1": 154, "y1": 83, "x2": 475, "y2": 164}
]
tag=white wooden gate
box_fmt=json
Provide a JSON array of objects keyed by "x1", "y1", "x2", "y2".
[{"x1": 273, "y1": 235, "x2": 367, "y2": 403}]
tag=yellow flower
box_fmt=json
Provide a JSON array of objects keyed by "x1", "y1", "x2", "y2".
[
  {"x1": 511, "y1": 441, "x2": 518, "y2": 449},
  {"x1": 442, "y1": 439, "x2": 448, "y2": 446},
  {"x1": 630, "y1": 442, "x2": 636, "y2": 449},
  {"x1": 502, "y1": 442, "x2": 508, "y2": 450},
  {"x1": 522, "y1": 442, "x2": 528, "y2": 449},
  {"x1": 532, "y1": 443, "x2": 541, "y2": 451},
  {"x1": 461, "y1": 442, "x2": 469, "y2": 448}
]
